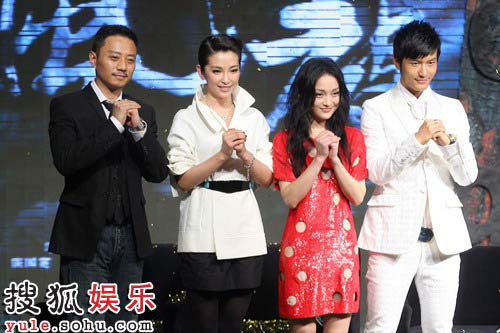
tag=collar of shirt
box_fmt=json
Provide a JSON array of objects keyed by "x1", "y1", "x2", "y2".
[
  {"x1": 397, "y1": 81, "x2": 432, "y2": 120},
  {"x1": 90, "y1": 80, "x2": 123, "y2": 118},
  {"x1": 397, "y1": 81, "x2": 431, "y2": 105},
  {"x1": 193, "y1": 84, "x2": 255, "y2": 133}
]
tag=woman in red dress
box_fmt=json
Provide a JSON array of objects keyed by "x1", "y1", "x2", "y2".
[{"x1": 272, "y1": 58, "x2": 368, "y2": 332}]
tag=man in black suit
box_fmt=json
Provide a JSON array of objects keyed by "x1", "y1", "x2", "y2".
[{"x1": 48, "y1": 25, "x2": 168, "y2": 324}]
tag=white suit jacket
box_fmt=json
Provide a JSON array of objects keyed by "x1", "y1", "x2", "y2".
[
  {"x1": 358, "y1": 84, "x2": 478, "y2": 255},
  {"x1": 167, "y1": 85, "x2": 273, "y2": 260}
]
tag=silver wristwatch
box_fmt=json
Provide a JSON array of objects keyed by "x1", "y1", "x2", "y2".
[
  {"x1": 133, "y1": 119, "x2": 147, "y2": 131},
  {"x1": 447, "y1": 133, "x2": 457, "y2": 145}
]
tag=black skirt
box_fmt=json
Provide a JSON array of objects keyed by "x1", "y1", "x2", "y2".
[{"x1": 178, "y1": 253, "x2": 265, "y2": 291}]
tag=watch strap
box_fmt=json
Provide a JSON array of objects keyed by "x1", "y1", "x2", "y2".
[{"x1": 447, "y1": 133, "x2": 456, "y2": 145}]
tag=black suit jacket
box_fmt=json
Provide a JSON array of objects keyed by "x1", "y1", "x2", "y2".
[{"x1": 48, "y1": 83, "x2": 169, "y2": 260}]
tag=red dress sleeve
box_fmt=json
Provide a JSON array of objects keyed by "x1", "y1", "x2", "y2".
[
  {"x1": 346, "y1": 127, "x2": 368, "y2": 181},
  {"x1": 272, "y1": 131, "x2": 296, "y2": 190}
]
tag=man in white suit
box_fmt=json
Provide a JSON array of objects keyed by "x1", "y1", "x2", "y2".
[{"x1": 359, "y1": 20, "x2": 478, "y2": 332}]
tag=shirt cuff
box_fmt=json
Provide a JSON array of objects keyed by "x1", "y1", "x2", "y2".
[
  {"x1": 438, "y1": 140, "x2": 460, "y2": 159},
  {"x1": 412, "y1": 134, "x2": 427, "y2": 149},
  {"x1": 128, "y1": 121, "x2": 147, "y2": 142},
  {"x1": 110, "y1": 116, "x2": 125, "y2": 133}
]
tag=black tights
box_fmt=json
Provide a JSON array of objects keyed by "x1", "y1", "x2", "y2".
[{"x1": 185, "y1": 289, "x2": 253, "y2": 333}]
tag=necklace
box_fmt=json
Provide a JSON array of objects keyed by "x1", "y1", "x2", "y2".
[
  {"x1": 200, "y1": 95, "x2": 235, "y2": 122},
  {"x1": 211, "y1": 100, "x2": 234, "y2": 121}
]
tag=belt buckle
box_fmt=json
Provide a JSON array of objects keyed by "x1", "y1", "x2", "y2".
[{"x1": 418, "y1": 227, "x2": 434, "y2": 242}]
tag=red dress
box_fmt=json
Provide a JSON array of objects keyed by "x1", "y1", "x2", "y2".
[{"x1": 272, "y1": 127, "x2": 368, "y2": 319}]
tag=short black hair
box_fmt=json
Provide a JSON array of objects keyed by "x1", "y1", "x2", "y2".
[
  {"x1": 91, "y1": 25, "x2": 138, "y2": 54},
  {"x1": 198, "y1": 34, "x2": 243, "y2": 71},
  {"x1": 393, "y1": 20, "x2": 441, "y2": 64}
]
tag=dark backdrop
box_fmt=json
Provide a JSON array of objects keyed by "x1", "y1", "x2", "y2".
[{"x1": 2, "y1": 0, "x2": 496, "y2": 326}]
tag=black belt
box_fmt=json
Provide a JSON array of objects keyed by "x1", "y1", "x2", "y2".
[
  {"x1": 199, "y1": 180, "x2": 253, "y2": 193},
  {"x1": 418, "y1": 227, "x2": 434, "y2": 242}
]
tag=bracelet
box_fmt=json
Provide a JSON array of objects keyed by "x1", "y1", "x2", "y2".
[{"x1": 244, "y1": 154, "x2": 255, "y2": 180}]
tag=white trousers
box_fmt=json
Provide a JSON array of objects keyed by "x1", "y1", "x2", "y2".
[{"x1": 364, "y1": 239, "x2": 460, "y2": 333}]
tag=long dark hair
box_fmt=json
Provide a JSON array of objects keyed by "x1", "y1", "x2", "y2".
[{"x1": 284, "y1": 57, "x2": 351, "y2": 177}]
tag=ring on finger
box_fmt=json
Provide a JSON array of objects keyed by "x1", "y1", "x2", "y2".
[{"x1": 434, "y1": 119, "x2": 438, "y2": 124}]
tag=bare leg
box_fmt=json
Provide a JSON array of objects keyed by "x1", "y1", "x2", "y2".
[
  {"x1": 323, "y1": 313, "x2": 352, "y2": 333},
  {"x1": 289, "y1": 318, "x2": 316, "y2": 333}
]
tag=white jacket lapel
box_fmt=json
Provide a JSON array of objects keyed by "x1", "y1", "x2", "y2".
[
  {"x1": 389, "y1": 86, "x2": 419, "y2": 135},
  {"x1": 426, "y1": 90, "x2": 448, "y2": 156},
  {"x1": 194, "y1": 85, "x2": 227, "y2": 134},
  {"x1": 193, "y1": 85, "x2": 256, "y2": 134},
  {"x1": 229, "y1": 85, "x2": 255, "y2": 130}
]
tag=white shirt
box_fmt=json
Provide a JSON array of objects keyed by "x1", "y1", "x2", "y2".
[
  {"x1": 90, "y1": 80, "x2": 146, "y2": 142},
  {"x1": 397, "y1": 81, "x2": 432, "y2": 121},
  {"x1": 167, "y1": 84, "x2": 273, "y2": 259},
  {"x1": 397, "y1": 81, "x2": 434, "y2": 228}
]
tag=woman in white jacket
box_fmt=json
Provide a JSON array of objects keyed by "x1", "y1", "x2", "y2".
[{"x1": 167, "y1": 34, "x2": 273, "y2": 333}]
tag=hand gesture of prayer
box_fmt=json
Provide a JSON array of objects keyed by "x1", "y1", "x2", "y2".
[
  {"x1": 416, "y1": 119, "x2": 450, "y2": 146},
  {"x1": 221, "y1": 128, "x2": 246, "y2": 158},
  {"x1": 328, "y1": 134, "x2": 341, "y2": 164},
  {"x1": 111, "y1": 99, "x2": 141, "y2": 126},
  {"x1": 314, "y1": 130, "x2": 341, "y2": 163},
  {"x1": 314, "y1": 130, "x2": 334, "y2": 159}
]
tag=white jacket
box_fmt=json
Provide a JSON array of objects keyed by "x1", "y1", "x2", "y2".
[
  {"x1": 167, "y1": 85, "x2": 273, "y2": 259},
  {"x1": 358, "y1": 84, "x2": 478, "y2": 255}
]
